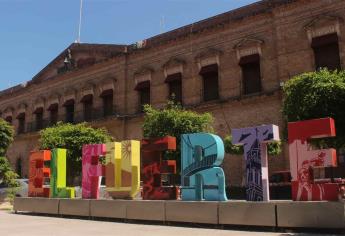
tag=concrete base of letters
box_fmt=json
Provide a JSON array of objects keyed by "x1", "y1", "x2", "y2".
[
  {"x1": 276, "y1": 201, "x2": 345, "y2": 229},
  {"x1": 14, "y1": 197, "x2": 59, "y2": 214},
  {"x1": 219, "y1": 201, "x2": 276, "y2": 227},
  {"x1": 126, "y1": 200, "x2": 165, "y2": 221},
  {"x1": 13, "y1": 197, "x2": 345, "y2": 229},
  {"x1": 59, "y1": 199, "x2": 90, "y2": 217},
  {"x1": 90, "y1": 199, "x2": 127, "y2": 219},
  {"x1": 165, "y1": 201, "x2": 218, "y2": 224}
]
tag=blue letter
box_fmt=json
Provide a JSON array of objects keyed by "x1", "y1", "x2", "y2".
[{"x1": 181, "y1": 133, "x2": 227, "y2": 201}]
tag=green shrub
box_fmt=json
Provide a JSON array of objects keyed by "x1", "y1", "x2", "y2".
[
  {"x1": 39, "y1": 122, "x2": 112, "y2": 182},
  {"x1": 143, "y1": 101, "x2": 214, "y2": 172},
  {"x1": 224, "y1": 135, "x2": 282, "y2": 156},
  {"x1": 283, "y1": 69, "x2": 345, "y2": 149}
]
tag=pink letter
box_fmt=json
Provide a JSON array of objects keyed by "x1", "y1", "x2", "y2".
[{"x1": 82, "y1": 144, "x2": 106, "y2": 199}]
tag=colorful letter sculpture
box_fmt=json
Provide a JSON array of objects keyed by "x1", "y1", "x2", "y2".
[
  {"x1": 141, "y1": 136, "x2": 178, "y2": 200},
  {"x1": 105, "y1": 140, "x2": 140, "y2": 199},
  {"x1": 28, "y1": 150, "x2": 51, "y2": 197},
  {"x1": 82, "y1": 144, "x2": 106, "y2": 199},
  {"x1": 288, "y1": 118, "x2": 338, "y2": 201},
  {"x1": 181, "y1": 133, "x2": 227, "y2": 201},
  {"x1": 232, "y1": 125, "x2": 280, "y2": 201},
  {"x1": 50, "y1": 149, "x2": 75, "y2": 198}
]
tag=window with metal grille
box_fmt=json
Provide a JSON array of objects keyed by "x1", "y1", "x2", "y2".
[
  {"x1": 64, "y1": 99, "x2": 75, "y2": 123},
  {"x1": 48, "y1": 104, "x2": 58, "y2": 125},
  {"x1": 100, "y1": 90, "x2": 113, "y2": 117},
  {"x1": 240, "y1": 54, "x2": 262, "y2": 95},
  {"x1": 17, "y1": 113, "x2": 25, "y2": 134},
  {"x1": 33, "y1": 107, "x2": 43, "y2": 131},
  {"x1": 165, "y1": 73, "x2": 182, "y2": 104},
  {"x1": 312, "y1": 33, "x2": 341, "y2": 71},
  {"x1": 135, "y1": 81, "x2": 150, "y2": 112},
  {"x1": 81, "y1": 94, "x2": 93, "y2": 121},
  {"x1": 199, "y1": 64, "x2": 219, "y2": 102}
]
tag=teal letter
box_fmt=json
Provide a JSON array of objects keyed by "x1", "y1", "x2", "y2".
[{"x1": 181, "y1": 133, "x2": 227, "y2": 201}]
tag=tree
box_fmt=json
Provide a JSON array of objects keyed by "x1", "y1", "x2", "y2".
[
  {"x1": 0, "y1": 119, "x2": 14, "y2": 157},
  {"x1": 143, "y1": 101, "x2": 214, "y2": 171},
  {"x1": 39, "y1": 122, "x2": 112, "y2": 183},
  {"x1": 283, "y1": 69, "x2": 345, "y2": 149},
  {"x1": 0, "y1": 118, "x2": 18, "y2": 200},
  {"x1": 0, "y1": 157, "x2": 18, "y2": 187}
]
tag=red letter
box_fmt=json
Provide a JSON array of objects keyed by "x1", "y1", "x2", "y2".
[
  {"x1": 141, "y1": 136, "x2": 178, "y2": 200},
  {"x1": 288, "y1": 118, "x2": 338, "y2": 201},
  {"x1": 28, "y1": 150, "x2": 51, "y2": 197}
]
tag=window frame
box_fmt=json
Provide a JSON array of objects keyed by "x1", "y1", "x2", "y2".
[
  {"x1": 199, "y1": 64, "x2": 219, "y2": 102},
  {"x1": 239, "y1": 54, "x2": 262, "y2": 95}
]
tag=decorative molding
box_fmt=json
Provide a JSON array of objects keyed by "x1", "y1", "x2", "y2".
[
  {"x1": 304, "y1": 14, "x2": 343, "y2": 41},
  {"x1": 81, "y1": 82, "x2": 95, "y2": 97},
  {"x1": 163, "y1": 57, "x2": 185, "y2": 69},
  {"x1": 233, "y1": 37, "x2": 264, "y2": 60},
  {"x1": 134, "y1": 67, "x2": 153, "y2": 85},
  {"x1": 195, "y1": 48, "x2": 222, "y2": 70},
  {"x1": 33, "y1": 97, "x2": 45, "y2": 110},
  {"x1": 17, "y1": 103, "x2": 28, "y2": 114},
  {"x1": 163, "y1": 57, "x2": 185, "y2": 77},
  {"x1": 99, "y1": 77, "x2": 116, "y2": 94},
  {"x1": 63, "y1": 88, "x2": 77, "y2": 103},
  {"x1": 3, "y1": 106, "x2": 14, "y2": 118},
  {"x1": 47, "y1": 93, "x2": 61, "y2": 107},
  {"x1": 165, "y1": 65, "x2": 183, "y2": 78}
]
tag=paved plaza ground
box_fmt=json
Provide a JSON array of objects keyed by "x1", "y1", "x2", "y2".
[{"x1": 0, "y1": 210, "x2": 340, "y2": 236}]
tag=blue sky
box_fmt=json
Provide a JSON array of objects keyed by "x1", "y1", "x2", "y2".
[{"x1": 0, "y1": 0, "x2": 258, "y2": 91}]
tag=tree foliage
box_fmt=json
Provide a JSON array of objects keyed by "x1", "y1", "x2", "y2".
[
  {"x1": 143, "y1": 102, "x2": 214, "y2": 139},
  {"x1": 0, "y1": 119, "x2": 14, "y2": 157},
  {"x1": 0, "y1": 118, "x2": 17, "y2": 189},
  {"x1": 143, "y1": 101, "x2": 214, "y2": 170},
  {"x1": 283, "y1": 69, "x2": 345, "y2": 149},
  {"x1": 39, "y1": 122, "x2": 112, "y2": 179},
  {"x1": 0, "y1": 157, "x2": 18, "y2": 187},
  {"x1": 224, "y1": 135, "x2": 282, "y2": 156}
]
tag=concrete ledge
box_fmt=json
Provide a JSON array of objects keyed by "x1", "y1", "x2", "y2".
[
  {"x1": 59, "y1": 199, "x2": 90, "y2": 217},
  {"x1": 126, "y1": 200, "x2": 165, "y2": 221},
  {"x1": 14, "y1": 197, "x2": 59, "y2": 214},
  {"x1": 219, "y1": 201, "x2": 276, "y2": 227},
  {"x1": 276, "y1": 201, "x2": 345, "y2": 229},
  {"x1": 90, "y1": 200, "x2": 127, "y2": 219},
  {"x1": 13, "y1": 197, "x2": 345, "y2": 229},
  {"x1": 165, "y1": 201, "x2": 218, "y2": 224}
]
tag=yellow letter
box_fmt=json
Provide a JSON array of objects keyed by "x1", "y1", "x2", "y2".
[{"x1": 105, "y1": 140, "x2": 140, "y2": 199}]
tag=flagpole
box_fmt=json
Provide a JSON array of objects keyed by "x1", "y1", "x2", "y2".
[{"x1": 77, "y1": 0, "x2": 83, "y2": 43}]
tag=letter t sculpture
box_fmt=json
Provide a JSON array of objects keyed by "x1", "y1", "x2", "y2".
[{"x1": 232, "y1": 125, "x2": 279, "y2": 201}]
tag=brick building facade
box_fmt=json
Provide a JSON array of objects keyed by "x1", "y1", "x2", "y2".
[{"x1": 0, "y1": 0, "x2": 344, "y2": 187}]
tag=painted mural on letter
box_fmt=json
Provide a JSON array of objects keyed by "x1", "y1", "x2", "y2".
[
  {"x1": 141, "y1": 136, "x2": 178, "y2": 200},
  {"x1": 232, "y1": 125, "x2": 280, "y2": 201},
  {"x1": 181, "y1": 133, "x2": 227, "y2": 201},
  {"x1": 288, "y1": 118, "x2": 338, "y2": 201}
]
